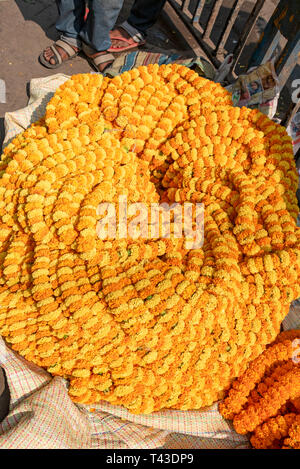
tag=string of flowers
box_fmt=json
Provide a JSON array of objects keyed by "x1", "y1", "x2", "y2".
[
  {"x1": 219, "y1": 330, "x2": 300, "y2": 448},
  {"x1": 282, "y1": 415, "x2": 300, "y2": 449},
  {"x1": 0, "y1": 64, "x2": 300, "y2": 414},
  {"x1": 250, "y1": 413, "x2": 297, "y2": 449}
]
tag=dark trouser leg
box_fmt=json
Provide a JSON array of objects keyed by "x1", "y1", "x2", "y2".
[{"x1": 127, "y1": 0, "x2": 167, "y2": 36}]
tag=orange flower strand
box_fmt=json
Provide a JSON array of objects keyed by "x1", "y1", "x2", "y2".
[
  {"x1": 0, "y1": 65, "x2": 299, "y2": 414},
  {"x1": 250, "y1": 413, "x2": 297, "y2": 449}
]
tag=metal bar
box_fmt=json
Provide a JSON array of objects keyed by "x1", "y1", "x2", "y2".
[
  {"x1": 171, "y1": 0, "x2": 184, "y2": 9},
  {"x1": 231, "y1": 0, "x2": 265, "y2": 76},
  {"x1": 276, "y1": 30, "x2": 300, "y2": 75},
  {"x1": 192, "y1": 0, "x2": 206, "y2": 26},
  {"x1": 203, "y1": 0, "x2": 223, "y2": 42},
  {"x1": 276, "y1": 32, "x2": 300, "y2": 89},
  {"x1": 164, "y1": 1, "x2": 213, "y2": 60},
  {"x1": 182, "y1": 0, "x2": 192, "y2": 16},
  {"x1": 248, "y1": 3, "x2": 287, "y2": 69},
  {"x1": 215, "y1": 0, "x2": 244, "y2": 58},
  {"x1": 283, "y1": 99, "x2": 300, "y2": 129},
  {"x1": 167, "y1": 0, "x2": 220, "y2": 67}
]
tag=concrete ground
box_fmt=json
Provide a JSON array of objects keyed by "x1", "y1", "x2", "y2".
[{"x1": 0, "y1": 0, "x2": 278, "y2": 151}]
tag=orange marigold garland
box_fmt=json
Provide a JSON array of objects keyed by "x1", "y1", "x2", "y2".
[
  {"x1": 250, "y1": 413, "x2": 298, "y2": 449},
  {"x1": 219, "y1": 330, "x2": 300, "y2": 448},
  {"x1": 0, "y1": 64, "x2": 300, "y2": 414}
]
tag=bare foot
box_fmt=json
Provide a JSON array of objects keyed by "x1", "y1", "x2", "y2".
[{"x1": 43, "y1": 43, "x2": 79, "y2": 66}]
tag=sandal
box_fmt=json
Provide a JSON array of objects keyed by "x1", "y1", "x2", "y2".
[
  {"x1": 39, "y1": 39, "x2": 79, "y2": 69},
  {"x1": 108, "y1": 31, "x2": 145, "y2": 53},
  {"x1": 86, "y1": 53, "x2": 115, "y2": 73},
  {"x1": 82, "y1": 43, "x2": 114, "y2": 73}
]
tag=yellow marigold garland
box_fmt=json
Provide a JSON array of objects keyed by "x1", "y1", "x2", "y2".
[
  {"x1": 219, "y1": 330, "x2": 300, "y2": 448},
  {"x1": 0, "y1": 64, "x2": 300, "y2": 414}
]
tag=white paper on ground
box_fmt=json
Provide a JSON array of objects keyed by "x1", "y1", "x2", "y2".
[{"x1": 0, "y1": 79, "x2": 6, "y2": 104}]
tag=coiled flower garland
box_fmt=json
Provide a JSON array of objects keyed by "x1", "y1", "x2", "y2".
[
  {"x1": 219, "y1": 329, "x2": 300, "y2": 448},
  {"x1": 0, "y1": 64, "x2": 300, "y2": 414}
]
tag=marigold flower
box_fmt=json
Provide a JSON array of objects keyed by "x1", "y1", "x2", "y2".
[
  {"x1": 0, "y1": 65, "x2": 299, "y2": 414},
  {"x1": 220, "y1": 330, "x2": 300, "y2": 448}
]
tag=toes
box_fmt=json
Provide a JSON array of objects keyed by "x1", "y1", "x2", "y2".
[
  {"x1": 43, "y1": 48, "x2": 51, "y2": 59},
  {"x1": 43, "y1": 47, "x2": 54, "y2": 63},
  {"x1": 56, "y1": 45, "x2": 68, "y2": 61},
  {"x1": 111, "y1": 40, "x2": 123, "y2": 48},
  {"x1": 42, "y1": 44, "x2": 70, "y2": 65},
  {"x1": 43, "y1": 47, "x2": 56, "y2": 65}
]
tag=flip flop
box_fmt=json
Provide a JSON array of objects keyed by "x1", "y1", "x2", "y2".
[
  {"x1": 39, "y1": 39, "x2": 79, "y2": 69},
  {"x1": 107, "y1": 35, "x2": 145, "y2": 53}
]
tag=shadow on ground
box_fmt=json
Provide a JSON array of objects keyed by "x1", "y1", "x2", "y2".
[{"x1": 15, "y1": 0, "x2": 59, "y2": 41}]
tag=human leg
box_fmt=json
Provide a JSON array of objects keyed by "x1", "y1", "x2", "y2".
[
  {"x1": 109, "y1": 0, "x2": 166, "y2": 52},
  {"x1": 40, "y1": 0, "x2": 84, "y2": 68},
  {"x1": 126, "y1": 0, "x2": 167, "y2": 36}
]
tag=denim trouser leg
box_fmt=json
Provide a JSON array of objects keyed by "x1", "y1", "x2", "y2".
[
  {"x1": 127, "y1": 0, "x2": 167, "y2": 35},
  {"x1": 80, "y1": 0, "x2": 124, "y2": 52},
  {"x1": 56, "y1": 0, "x2": 86, "y2": 41},
  {"x1": 56, "y1": 0, "x2": 123, "y2": 52},
  {"x1": 55, "y1": 0, "x2": 165, "y2": 52}
]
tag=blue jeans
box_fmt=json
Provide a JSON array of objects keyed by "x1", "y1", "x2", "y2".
[{"x1": 56, "y1": 0, "x2": 166, "y2": 52}]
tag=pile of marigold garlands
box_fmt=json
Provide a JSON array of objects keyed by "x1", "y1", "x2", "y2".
[
  {"x1": 0, "y1": 64, "x2": 300, "y2": 416},
  {"x1": 219, "y1": 329, "x2": 300, "y2": 449}
]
